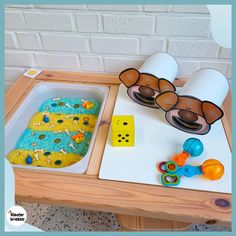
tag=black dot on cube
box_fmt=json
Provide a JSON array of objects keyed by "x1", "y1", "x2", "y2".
[
  {"x1": 118, "y1": 140, "x2": 121, "y2": 142},
  {"x1": 125, "y1": 134, "x2": 129, "y2": 137},
  {"x1": 123, "y1": 122, "x2": 128, "y2": 125},
  {"x1": 122, "y1": 137, "x2": 125, "y2": 140},
  {"x1": 118, "y1": 134, "x2": 121, "y2": 137},
  {"x1": 125, "y1": 140, "x2": 129, "y2": 142}
]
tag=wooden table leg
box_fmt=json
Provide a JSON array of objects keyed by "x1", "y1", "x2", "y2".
[{"x1": 116, "y1": 214, "x2": 192, "y2": 231}]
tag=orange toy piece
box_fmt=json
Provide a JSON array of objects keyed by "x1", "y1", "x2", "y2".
[
  {"x1": 172, "y1": 151, "x2": 191, "y2": 166},
  {"x1": 82, "y1": 100, "x2": 94, "y2": 110},
  {"x1": 171, "y1": 138, "x2": 204, "y2": 166},
  {"x1": 72, "y1": 132, "x2": 85, "y2": 144},
  {"x1": 202, "y1": 159, "x2": 224, "y2": 180}
]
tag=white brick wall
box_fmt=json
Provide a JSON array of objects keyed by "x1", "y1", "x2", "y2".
[
  {"x1": 171, "y1": 5, "x2": 209, "y2": 13},
  {"x1": 168, "y1": 39, "x2": 220, "y2": 58},
  {"x1": 5, "y1": 32, "x2": 18, "y2": 48},
  {"x1": 80, "y1": 55, "x2": 103, "y2": 71},
  {"x1": 17, "y1": 32, "x2": 43, "y2": 50},
  {"x1": 34, "y1": 53, "x2": 80, "y2": 70},
  {"x1": 24, "y1": 12, "x2": 75, "y2": 31},
  {"x1": 5, "y1": 51, "x2": 36, "y2": 67},
  {"x1": 88, "y1": 5, "x2": 140, "y2": 11},
  {"x1": 156, "y1": 16, "x2": 210, "y2": 37},
  {"x1": 144, "y1": 5, "x2": 171, "y2": 12},
  {"x1": 91, "y1": 37, "x2": 139, "y2": 54},
  {"x1": 4, "y1": 4, "x2": 231, "y2": 92},
  {"x1": 76, "y1": 14, "x2": 100, "y2": 32},
  {"x1": 5, "y1": 11, "x2": 26, "y2": 29},
  {"x1": 140, "y1": 38, "x2": 166, "y2": 55},
  {"x1": 104, "y1": 57, "x2": 144, "y2": 73},
  {"x1": 41, "y1": 33, "x2": 89, "y2": 52},
  {"x1": 103, "y1": 15, "x2": 156, "y2": 35}
]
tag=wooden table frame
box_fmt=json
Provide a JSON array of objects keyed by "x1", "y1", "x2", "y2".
[{"x1": 5, "y1": 70, "x2": 232, "y2": 228}]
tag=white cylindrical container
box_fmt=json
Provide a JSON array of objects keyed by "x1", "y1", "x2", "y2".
[
  {"x1": 139, "y1": 52, "x2": 179, "y2": 83},
  {"x1": 179, "y1": 68, "x2": 229, "y2": 106}
]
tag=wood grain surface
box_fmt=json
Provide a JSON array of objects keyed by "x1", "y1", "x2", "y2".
[
  {"x1": 116, "y1": 214, "x2": 192, "y2": 231},
  {"x1": 14, "y1": 168, "x2": 231, "y2": 226},
  {"x1": 86, "y1": 85, "x2": 119, "y2": 175},
  {"x1": 5, "y1": 70, "x2": 231, "y2": 227},
  {"x1": 5, "y1": 76, "x2": 39, "y2": 123},
  {"x1": 36, "y1": 70, "x2": 120, "y2": 84}
]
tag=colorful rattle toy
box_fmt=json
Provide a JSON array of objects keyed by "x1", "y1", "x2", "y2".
[
  {"x1": 172, "y1": 138, "x2": 203, "y2": 166},
  {"x1": 157, "y1": 159, "x2": 224, "y2": 186}
]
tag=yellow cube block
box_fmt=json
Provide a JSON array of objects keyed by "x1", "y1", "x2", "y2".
[{"x1": 112, "y1": 115, "x2": 135, "y2": 147}]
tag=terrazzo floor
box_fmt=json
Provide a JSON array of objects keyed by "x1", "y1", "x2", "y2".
[{"x1": 17, "y1": 202, "x2": 231, "y2": 232}]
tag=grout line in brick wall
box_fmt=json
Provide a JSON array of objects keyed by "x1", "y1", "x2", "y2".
[
  {"x1": 4, "y1": 64, "x2": 231, "y2": 80},
  {"x1": 32, "y1": 53, "x2": 37, "y2": 66},
  {"x1": 138, "y1": 5, "x2": 144, "y2": 11},
  {"x1": 216, "y1": 46, "x2": 221, "y2": 60},
  {"x1": 20, "y1": 11, "x2": 28, "y2": 29},
  {"x1": 101, "y1": 14, "x2": 105, "y2": 34},
  {"x1": 32, "y1": 52, "x2": 39, "y2": 66},
  {"x1": 76, "y1": 55, "x2": 82, "y2": 70},
  {"x1": 4, "y1": 8, "x2": 210, "y2": 18},
  {"x1": 38, "y1": 32, "x2": 45, "y2": 50},
  {"x1": 168, "y1": 5, "x2": 173, "y2": 12},
  {"x1": 138, "y1": 37, "x2": 141, "y2": 55},
  {"x1": 37, "y1": 32, "x2": 44, "y2": 49},
  {"x1": 98, "y1": 14, "x2": 103, "y2": 33},
  {"x1": 174, "y1": 56, "x2": 231, "y2": 63},
  {"x1": 153, "y1": 15, "x2": 157, "y2": 35},
  {"x1": 163, "y1": 39, "x2": 168, "y2": 52},
  {"x1": 13, "y1": 32, "x2": 20, "y2": 49},
  {"x1": 100, "y1": 55, "x2": 105, "y2": 71},
  {"x1": 217, "y1": 47, "x2": 222, "y2": 59},
  {"x1": 87, "y1": 36, "x2": 92, "y2": 53},
  {"x1": 4, "y1": 29, "x2": 213, "y2": 40},
  {"x1": 71, "y1": 12, "x2": 78, "y2": 32},
  {"x1": 4, "y1": 49, "x2": 232, "y2": 64}
]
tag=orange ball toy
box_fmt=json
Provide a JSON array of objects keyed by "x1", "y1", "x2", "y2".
[{"x1": 201, "y1": 159, "x2": 224, "y2": 180}]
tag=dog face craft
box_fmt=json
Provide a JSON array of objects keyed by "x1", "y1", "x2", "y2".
[
  {"x1": 155, "y1": 91, "x2": 224, "y2": 135},
  {"x1": 119, "y1": 68, "x2": 176, "y2": 109}
]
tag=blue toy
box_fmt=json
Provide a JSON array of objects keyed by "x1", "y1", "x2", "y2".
[
  {"x1": 183, "y1": 138, "x2": 204, "y2": 157},
  {"x1": 158, "y1": 161, "x2": 202, "y2": 186},
  {"x1": 43, "y1": 114, "x2": 50, "y2": 123},
  {"x1": 26, "y1": 154, "x2": 33, "y2": 165},
  {"x1": 158, "y1": 158, "x2": 224, "y2": 186}
]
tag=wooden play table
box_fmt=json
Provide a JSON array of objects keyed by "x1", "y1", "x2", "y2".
[{"x1": 5, "y1": 71, "x2": 232, "y2": 231}]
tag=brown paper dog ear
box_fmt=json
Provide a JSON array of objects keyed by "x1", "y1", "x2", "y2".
[
  {"x1": 159, "y1": 78, "x2": 176, "y2": 92},
  {"x1": 119, "y1": 68, "x2": 140, "y2": 88},
  {"x1": 202, "y1": 101, "x2": 224, "y2": 125},
  {"x1": 155, "y1": 91, "x2": 179, "y2": 112}
]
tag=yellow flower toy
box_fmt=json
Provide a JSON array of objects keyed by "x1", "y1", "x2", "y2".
[
  {"x1": 82, "y1": 100, "x2": 94, "y2": 110},
  {"x1": 72, "y1": 131, "x2": 85, "y2": 144}
]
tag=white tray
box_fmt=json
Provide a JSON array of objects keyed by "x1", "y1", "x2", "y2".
[
  {"x1": 99, "y1": 85, "x2": 231, "y2": 193},
  {"x1": 5, "y1": 82, "x2": 109, "y2": 174}
]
